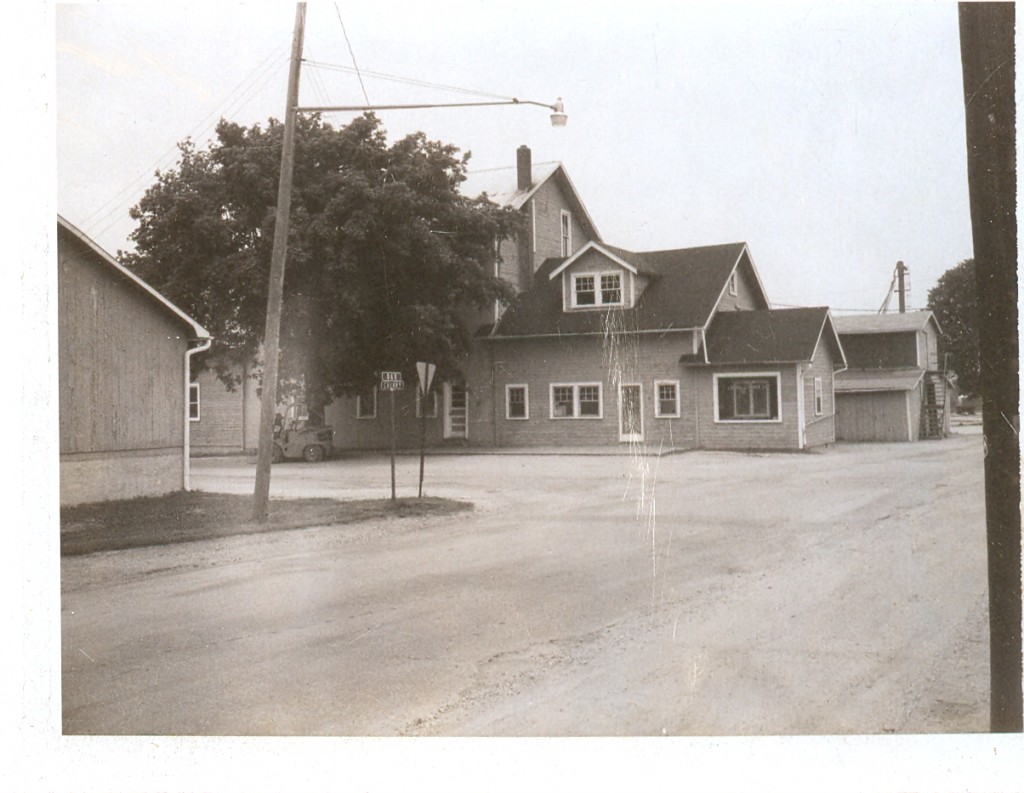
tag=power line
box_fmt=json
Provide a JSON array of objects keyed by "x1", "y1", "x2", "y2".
[
  {"x1": 301, "y1": 59, "x2": 514, "y2": 101},
  {"x1": 333, "y1": 4, "x2": 370, "y2": 104}
]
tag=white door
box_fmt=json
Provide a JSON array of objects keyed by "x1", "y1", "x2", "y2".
[
  {"x1": 443, "y1": 382, "x2": 468, "y2": 439},
  {"x1": 619, "y1": 384, "x2": 643, "y2": 442}
]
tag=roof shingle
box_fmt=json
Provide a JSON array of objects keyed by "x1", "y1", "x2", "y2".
[{"x1": 696, "y1": 307, "x2": 833, "y2": 364}]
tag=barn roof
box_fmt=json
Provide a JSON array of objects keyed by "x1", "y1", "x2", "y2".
[
  {"x1": 834, "y1": 368, "x2": 925, "y2": 392},
  {"x1": 690, "y1": 306, "x2": 841, "y2": 365},
  {"x1": 489, "y1": 241, "x2": 755, "y2": 338},
  {"x1": 58, "y1": 215, "x2": 210, "y2": 340},
  {"x1": 833, "y1": 311, "x2": 940, "y2": 335}
]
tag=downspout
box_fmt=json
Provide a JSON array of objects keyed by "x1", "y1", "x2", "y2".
[{"x1": 184, "y1": 336, "x2": 212, "y2": 490}]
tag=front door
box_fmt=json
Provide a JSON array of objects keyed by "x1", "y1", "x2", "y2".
[
  {"x1": 619, "y1": 384, "x2": 643, "y2": 442},
  {"x1": 443, "y1": 382, "x2": 468, "y2": 439}
]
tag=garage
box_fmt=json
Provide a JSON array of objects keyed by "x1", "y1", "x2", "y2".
[{"x1": 834, "y1": 370, "x2": 924, "y2": 442}]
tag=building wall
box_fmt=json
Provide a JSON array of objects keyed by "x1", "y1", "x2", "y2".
[
  {"x1": 835, "y1": 391, "x2": 913, "y2": 442},
  {"x1": 714, "y1": 257, "x2": 763, "y2": 312},
  {"x1": 919, "y1": 324, "x2": 940, "y2": 369},
  {"x1": 839, "y1": 331, "x2": 919, "y2": 369},
  {"x1": 324, "y1": 383, "x2": 447, "y2": 450},
  {"x1": 190, "y1": 365, "x2": 261, "y2": 454},
  {"x1": 58, "y1": 226, "x2": 189, "y2": 505},
  {"x1": 690, "y1": 363, "x2": 803, "y2": 451}
]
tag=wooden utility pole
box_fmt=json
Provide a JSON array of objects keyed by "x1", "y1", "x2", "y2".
[
  {"x1": 959, "y1": 1, "x2": 1021, "y2": 732},
  {"x1": 896, "y1": 260, "x2": 906, "y2": 313},
  {"x1": 253, "y1": 3, "x2": 307, "y2": 522}
]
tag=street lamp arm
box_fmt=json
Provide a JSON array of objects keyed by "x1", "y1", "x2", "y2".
[{"x1": 296, "y1": 97, "x2": 568, "y2": 126}]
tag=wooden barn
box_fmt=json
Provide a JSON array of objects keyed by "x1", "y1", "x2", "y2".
[{"x1": 58, "y1": 215, "x2": 211, "y2": 506}]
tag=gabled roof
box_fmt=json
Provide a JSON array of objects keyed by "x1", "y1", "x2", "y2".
[
  {"x1": 461, "y1": 160, "x2": 602, "y2": 242},
  {"x1": 833, "y1": 310, "x2": 941, "y2": 336},
  {"x1": 835, "y1": 368, "x2": 926, "y2": 392},
  {"x1": 488, "y1": 241, "x2": 753, "y2": 338},
  {"x1": 547, "y1": 240, "x2": 639, "y2": 279},
  {"x1": 691, "y1": 307, "x2": 841, "y2": 365},
  {"x1": 58, "y1": 214, "x2": 210, "y2": 339}
]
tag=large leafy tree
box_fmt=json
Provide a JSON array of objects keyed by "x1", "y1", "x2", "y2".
[
  {"x1": 927, "y1": 258, "x2": 980, "y2": 397},
  {"x1": 122, "y1": 113, "x2": 519, "y2": 412}
]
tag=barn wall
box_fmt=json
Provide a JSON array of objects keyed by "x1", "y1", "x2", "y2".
[{"x1": 835, "y1": 391, "x2": 911, "y2": 442}]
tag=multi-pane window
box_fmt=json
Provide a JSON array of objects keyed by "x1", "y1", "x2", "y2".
[
  {"x1": 715, "y1": 374, "x2": 780, "y2": 421},
  {"x1": 574, "y1": 275, "x2": 596, "y2": 306},
  {"x1": 573, "y1": 272, "x2": 623, "y2": 307},
  {"x1": 560, "y1": 210, "x2": 572, "y2": 256},
  {"x1": 356, "y1": 388, "x2": 377, "y2": 419},
  {"x1": 189, "y1": 383, "x2": 200, "y2": 421},
  {"x1": 728, "y1": 271, "x2": 738, "y2": 296},
  {"x1": 506, "y1": 384, "x2": 528, "y2": 419},
  {"x1": 551, "y1": 383, "x2": 602, "y2": 418},
  {"x1": 600, "y1": 274, "x2": 622, "y2": 304},
  {"x1": 814, "y1": 377, "x2": 824, "y2": 415},
  {"x1": 654, "y1": 381, "x2": 679, "y2": 417}
]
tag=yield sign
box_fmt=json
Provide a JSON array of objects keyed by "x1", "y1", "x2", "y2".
[{"x1": 416, "y1": 361, "x2": 436, "y2": 395}]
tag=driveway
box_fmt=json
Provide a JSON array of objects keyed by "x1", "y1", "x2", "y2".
[{"x1": 61, "y1": 433, "x2": 988, "y2": 736}]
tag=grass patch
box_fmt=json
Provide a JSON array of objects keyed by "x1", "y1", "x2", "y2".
[{"x1": 60, "y1": 490, "x2": 472, "y2": 557}]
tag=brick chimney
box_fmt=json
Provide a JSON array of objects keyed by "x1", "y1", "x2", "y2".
[{"x1": 516, "y1": 145, "x2": 532, "y2": 192}]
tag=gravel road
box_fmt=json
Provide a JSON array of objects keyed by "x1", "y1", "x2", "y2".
[{"x1": 61, "y1": 431, "x2": 989, "y2": 736}]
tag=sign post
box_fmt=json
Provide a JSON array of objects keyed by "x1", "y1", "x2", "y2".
[
  {"x1": 416, "y1": 362, "x2": 436, "y2": 498},
  {"x1": 380, "y1": 371, "x2": 404, "y2": 500}
]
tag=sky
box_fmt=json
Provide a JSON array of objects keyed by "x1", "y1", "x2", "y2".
[{"x1": 53, "y1": 1, "x2": 975, "y2": 314}]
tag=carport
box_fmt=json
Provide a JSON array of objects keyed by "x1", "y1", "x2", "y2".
[{"x1": 834, "y1": 369, "x2": 924, "y2": 442}]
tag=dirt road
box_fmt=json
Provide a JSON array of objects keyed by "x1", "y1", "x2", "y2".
[{"x1": 61, "y1": 433, "x2": 988, "y2": 736}]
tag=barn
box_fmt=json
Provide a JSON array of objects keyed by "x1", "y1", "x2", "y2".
[{"x1": 58, "y1": 215, "x2": 211, "y2": 506}]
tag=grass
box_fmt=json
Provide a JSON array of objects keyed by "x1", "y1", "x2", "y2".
[{"x1": 60, "y1": 490, "x2": 472, "y2": 557}]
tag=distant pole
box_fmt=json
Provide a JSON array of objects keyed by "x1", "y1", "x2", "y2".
[
  {"x1": 390, "y1": 388, "x2": 397, "y2": 501},
  {"x1": 252, "y1": 3, "x2": 306, "y2": 522},
  {"x1": 959, "y1": 1, "x2": 1021, "y2": 732},
  {"x1": 418, "y1": 400, "x2": 427, "y2": 497},
  {"x1": 896, "y1": 261, "x2": 906, "y2": 313}
]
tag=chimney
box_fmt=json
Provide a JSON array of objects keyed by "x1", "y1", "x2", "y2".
[{"x1": 516, "y1": 145, "x2": 532, "y2": 192}]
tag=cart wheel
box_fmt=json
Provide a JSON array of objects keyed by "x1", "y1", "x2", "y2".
[{"x1": 303, "y1": 444, "x2": 325, "y2": 463}]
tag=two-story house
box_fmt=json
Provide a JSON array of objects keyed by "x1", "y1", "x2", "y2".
[{"x1": 832, "y1": 311, "x2": 950, "y2": 442}]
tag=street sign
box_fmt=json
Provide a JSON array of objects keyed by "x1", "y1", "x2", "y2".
[
  {"x1": 381, "y1": 371, "x2": 403, "y2": 382},
  {"x1": 381, "y1": 380, "x2": 404, "y2": 391},
  {"x1": 416, "y1": 361, "x2": 436, "y2": 395}
]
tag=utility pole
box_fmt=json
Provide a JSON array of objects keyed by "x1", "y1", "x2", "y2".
[
  {"x1": 896, "y1": 260, "x2": 906, "y2": 313},
  {"x1": 959, "y1": 1, "x2": 1021, "y2": 732},
  {"x1": 253, "y1": 3, "x2": 306, "y2": 522}
]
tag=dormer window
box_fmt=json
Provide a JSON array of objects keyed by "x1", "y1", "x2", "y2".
[
  {"x1": 560, "y1": 210, "x2": 572, "y2": 256},
  {"x1": 572, "y1": 272, "x2": 623, "y2": 308},
  {"x1": 728, "y1": 271, "x2": 738, "y2": 296}
]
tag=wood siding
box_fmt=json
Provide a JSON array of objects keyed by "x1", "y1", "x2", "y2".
[
  {"x1": 190, "y1": 365, "x2": 261, "y2": 454},
  {"x1": 835, "y1": 391, "x2": 914, "y2": 442},
  {"x1": 802, "y1": 335, "x2": 837, "y2": 448},
  {"x1": 840, "y1": 331, "x2": 919, "y2": 369}
]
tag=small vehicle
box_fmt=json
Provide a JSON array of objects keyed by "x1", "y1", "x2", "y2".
[{"x1": 272, "y1": 405, "x2": 335, "y2": 463}]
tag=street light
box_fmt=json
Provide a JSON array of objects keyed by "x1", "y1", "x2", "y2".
[
  {"x1": 252, "y1": 2, "x2": 566, "y2": 521},
  {"x1": 296, "y1": 96, "x2": 568, "y2": 127}
]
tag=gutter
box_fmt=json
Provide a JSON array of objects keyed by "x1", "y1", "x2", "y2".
[{"x1": 184, "y1": 336, "x2": 213, "y2": 490}]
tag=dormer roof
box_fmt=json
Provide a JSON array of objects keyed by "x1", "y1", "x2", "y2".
[
  {"x1": 693, "y1": 306, "x2": 846, "y2": 366},
  {"x1": 489, "y1": 241, "x2": 762, "y2": 339},
  {"x1": 833, "y1": 310, "x2": 941, "y2": 336}
]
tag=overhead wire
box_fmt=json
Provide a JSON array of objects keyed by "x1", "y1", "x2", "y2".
[
  {"x1": 301, "y1": 59, "x2": 515, "y2": 101},
  {"x1": 333, "y1": 4, "x2": 370, "y2": 104}
]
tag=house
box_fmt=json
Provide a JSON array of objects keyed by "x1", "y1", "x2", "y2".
[
  {"x1": 832, "y1": 311, "x2": 950, "y2": 442},
  {"x1": 481, "y1": 240, "x2": 846, "y2": 451},
  {"x1": 58, "y1": 215, "x2": 211, "y2": 505}
]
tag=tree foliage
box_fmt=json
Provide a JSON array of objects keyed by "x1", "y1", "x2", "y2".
[
  {"x1": 927, "y1": 258, "x2": 979, "y2": 397},
  {"x1": 121, "y1": 113, "x2": 520, "y2": 409}
]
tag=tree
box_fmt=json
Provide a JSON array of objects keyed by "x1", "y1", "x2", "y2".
[
  {"x1": 927, "y1": 258, "x2": 980, "y2": 397},
  {"x1": 121, "y1": 113, "x2": 520, "y2": 413}
]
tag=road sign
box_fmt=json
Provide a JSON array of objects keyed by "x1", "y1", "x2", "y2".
[
  {"x1": 381, "y1": 371, "x2": 403, "y2": 382},
  {"x1": 416, "y1": 361, "x2": 436, "y2": 395},
  {"x1": 380, "y1": 380, "x2": 404, "y2": 391}
]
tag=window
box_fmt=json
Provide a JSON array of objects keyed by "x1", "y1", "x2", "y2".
[
  {"x1": 560, "y1": 210, "x2": 572, "y2": 256},
  {"x1": 574, "y1": 275, "x2": 596, "y2": 306},
  {"x1": 189, "y1": 383, "x2": 200, "y2": 421},
  {"x1": 600, "y1": 274, "x2": 622, "y2": 304},
  {"x1": 814, "y1": 377, "x2": 824, "y2": 415},
  {"x1": 573, "y1": 272, "x2": 623, "y2": 308},
  {"x1": 550, "y1": 383, "x2": 602, "y2": 419},
  {"x1": 416, "y1": 390, "x2": 438, "y2": 419},
  {"x1": 356, "y1": 388, "x2": 377, "y2": 419},
  {"x1": 714, "y1": 373, "x2": 781, "y2": 422},
  {"x1": 654, "y1": 380, "x2": 680, "y2": 417},
  {"x1": 728, "y1": 271, "x2": 738, "y2": 296},
  {"x1": 506, "y1": 384, "x2": 529, "y2": 419}
]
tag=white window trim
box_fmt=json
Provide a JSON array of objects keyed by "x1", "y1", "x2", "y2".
[
  {"x1": 560, "y1": 209, "x2": 573, "y2": 256},
  {"x1": 712, "y1": 371, "x2": 783, "y2": 424},
  {"x1": 728, "y1": 271, "x2": 738, "y2": 296},
  {"x1": 571, "y1": 271, "x2": 624, "y2": 309},
  {"x1": 505, "y1": 384, "x2": 530, "y2": 420},
  {"x1": 415, "y1": 390, "x2": 438, "y2": 419},
  {"x1": 814, "y1": 376, "x2": 824, "y2": 416},
  {"x1": 653, "y1": 379, "x2": 680, "y2": 418},
  {"x1": 356, "y1": 388, "x2": 378, "y2": 420},
  {"x1": 189, "y1": 382, "x2": 200, "y2": 422},
  {"x1": 549, "y1": 382, "x2": 603, "y2": 420}
]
